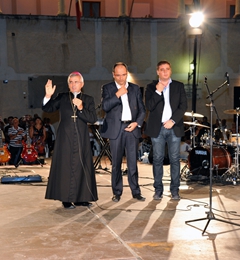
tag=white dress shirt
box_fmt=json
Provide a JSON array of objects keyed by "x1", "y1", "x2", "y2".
[
  {"x1": 156, "y1": 79, "x2": 172, "y2": 123},
  {"x1": 115, "y1": 82, "x2": 132, "y2": 121}
]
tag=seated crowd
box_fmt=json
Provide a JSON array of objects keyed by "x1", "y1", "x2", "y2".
[{"x1": 0, "y1": 115, "x2": 56, "y2": 166}]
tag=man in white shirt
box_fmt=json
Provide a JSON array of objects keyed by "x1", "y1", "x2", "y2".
[{"x1": 101, "y1": 62, "x2": 146, "y2": 202}]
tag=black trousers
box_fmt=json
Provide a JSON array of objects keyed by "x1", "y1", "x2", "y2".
[{"x1": 9, "y1": 145, "x2": 23, "y2": 165}]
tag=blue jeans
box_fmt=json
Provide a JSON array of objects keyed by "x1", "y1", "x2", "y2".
[{"x1": 151, "y1": 127, "x2": 181, "y2": 195}]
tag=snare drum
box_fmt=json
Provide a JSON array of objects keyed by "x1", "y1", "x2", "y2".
[{"x1": 188, "y1": 146, "x2": 232, "y2": 176}]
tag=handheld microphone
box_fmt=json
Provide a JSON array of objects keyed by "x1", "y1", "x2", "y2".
[
  {"x1": 225, "y1": 72, "x2": 230, "y2": 86},
  {"x1": 73, "y1": 92, "x2": 78, "y2": 107}
]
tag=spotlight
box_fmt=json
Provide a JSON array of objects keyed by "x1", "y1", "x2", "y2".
[{"x1": 189, "y1": 12, "x2": 204, "y2": 28}]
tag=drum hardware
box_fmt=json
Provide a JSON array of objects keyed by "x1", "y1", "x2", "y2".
[
  {"x1": 185, "y1": 124, "x2": 196, "y2": 148},
  {"x1": 188, "y1": 146, "x2": 231, "y2": 177},
  {"x1": 224, "y1": 109, "x2": 240, "y2": 115},
  {"x1": 186, "y1": 74, "x2": 240, "y2": 234},
  {"x1": 184, "y1": 111, "x2": 204, "y2": 147},
  {"x1": 184, "y1": 111, "x2": 204, "y2": 118},
  {"x1": 213, "y1": 127, "x2": 229, "y2": 145},
  {"x1": 213, "y1": 164, "x2": 227, "y2": 183},
  {"x1": 180, "y1": 162, "x2": 207, "y2": 181},
  {"x1": 220, "y1": 145, "x2": 239, "y2": 185},
  {"x1": 184, "y1": 121, "x2": 210, "y2": 128},
  {"x1": 229, "y1": 133, "x2": 240, "y2": 146},
  {"x1": 200, "y1": 131, "x2": 210, "y2": 146},
  {"x1": 184, "y1": 121, "x2": 210, "y2": 148},
  {"x1": 202, "y1": 159, "x2": 209, "y2": 169},
  {"x1": 222, "y1": 107, "x2": 240, "y2": 184}
]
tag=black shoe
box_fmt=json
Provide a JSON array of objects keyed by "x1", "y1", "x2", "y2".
[
  {"x1": 133, "y1": 194, "x2": 146, "y2": 201},
  {"x1": 74, "y1": 202, "x2": 93, "y2": 207},
  {"x1": 82, "y1": 202, "x2": 93, "y2": 207},
  {"x1": 171, "y1": 194, "x2": 181, "y2": 200},
  {"x1": 112, "y1": 195, "x2": 121, "y2": 202},
  {"x1": 153, "y1": 193, "x2": 163, "y2": 200},
  {"x1": 62, "y1": 202, "x2": 75, "y2": 209}
]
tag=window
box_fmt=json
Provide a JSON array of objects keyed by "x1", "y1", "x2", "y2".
[{"x1": 83, "y1": 1, "x2": 100, "y2": 18}]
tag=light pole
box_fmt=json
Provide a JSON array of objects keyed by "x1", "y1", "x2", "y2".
[
  {"x1": 189, "y1": 12, "x2": 203, "y2": 112},
  {"x1": 192, "y1": 36, "x2": 197, "y2": 112}
]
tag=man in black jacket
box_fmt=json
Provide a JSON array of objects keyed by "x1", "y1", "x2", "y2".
[
  {"x1": 145, "y1": 60, "x2": 187, "y2": 200},
  {"x1": 101, "y1": 62, "x2": 146, "y2": 202}
]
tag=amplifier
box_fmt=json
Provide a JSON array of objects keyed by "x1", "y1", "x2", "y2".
[{"x1": 1, "y1": 175, "x2": 42, "y2": 183}]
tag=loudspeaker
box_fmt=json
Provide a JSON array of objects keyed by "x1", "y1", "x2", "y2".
[
  {"x1": 233, "y1": 87, "x2": 240, "y2": 123},
  {"x1": 234, "y1": 87, "x2": 240, "y2": 109}
]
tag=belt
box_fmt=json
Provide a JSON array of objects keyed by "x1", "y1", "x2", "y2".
[{"x1": 121, "y1": 120, "x2": 132, "y2": 124}]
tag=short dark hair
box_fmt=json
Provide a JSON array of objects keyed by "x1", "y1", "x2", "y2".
[
  {"x1": 112, "y1": 62, "x2": 128, "y2": 72},
  {"x1": 157, "y1": 60, "x2": 171, "y2": 69}
]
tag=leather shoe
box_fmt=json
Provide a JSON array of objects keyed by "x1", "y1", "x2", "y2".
[
  {"x1": 74, "y1": 202, "x2": 93, "y2": 207},
  {"x1": 81, "y1": 202, "x2": 93, "y2": 207},
  {"x1": 133, "y1": 194, "x2": 146, "y2": 201},
  {"x1": 62, "y1": 202, "x2": 76, "y2": 209},
  {"x1": 112, "y1": 195, "x2": 120, "y2": 202},
  {"x1": 153, "y1": 193, "x2": 163, "y2": 200}
]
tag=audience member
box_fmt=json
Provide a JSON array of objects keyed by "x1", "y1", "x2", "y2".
[
  {"x1": 8, "y1": 117, "x2": 26, "y2": 165},
  {"x1": 29, "y1": 116, "x2": 46, "y2": 163},
  {"x1": 4, "y1": 116, "x2": 14, "y2": 144}
]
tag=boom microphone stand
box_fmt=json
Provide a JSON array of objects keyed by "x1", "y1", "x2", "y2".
[{"x1": 185, "y1": 75, "x2": 240, "y2": 235}]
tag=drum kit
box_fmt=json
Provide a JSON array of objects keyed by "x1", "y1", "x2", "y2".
[
  {"x1": 182, "y1": 109, "x2": 240, "y2": 184},
  {"x1": 184, "y1": 76, "x2": 240, "y2": 235}
]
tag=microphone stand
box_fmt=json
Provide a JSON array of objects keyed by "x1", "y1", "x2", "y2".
[
  {"x1": 91, "y1": 103, "x2": 112, "y2": 173},
  {"x1": 185, "y1": 76, "x2": 240, "y2": 235},
  {"x1": 206, "y1": 79, "x2": 229, "y2": 143}
]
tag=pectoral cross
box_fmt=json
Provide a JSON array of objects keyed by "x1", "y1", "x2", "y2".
[{"x1": 71, "y1": 111, "x2": 77, "y2": 122}]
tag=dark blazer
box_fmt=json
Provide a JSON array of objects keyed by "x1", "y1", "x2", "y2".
[
  {"x1": 101, "y1": 82, "x2": 146, "y2": 140},
  {"x1": 145, "y1": 80, "x2": 188, "y2": 138}
]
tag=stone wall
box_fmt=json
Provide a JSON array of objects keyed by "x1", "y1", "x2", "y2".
[{"x1": 0, "y1": 15, "x2": 239, "y2": 129}]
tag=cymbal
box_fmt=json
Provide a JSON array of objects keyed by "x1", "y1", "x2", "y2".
[
  {"x1": 224, "y1": 109, "x2": 240, "y2": 115},
  {"x1": 184, "y1": 121, "x2": 210, "y2": 128},
  {"x1": 184, "y1": 112, "x2": 204, "y2": 118}
]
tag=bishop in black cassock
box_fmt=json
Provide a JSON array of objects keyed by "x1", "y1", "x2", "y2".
[{"x1": 42, "y1": 72, "x2": 98, "y2": 209}]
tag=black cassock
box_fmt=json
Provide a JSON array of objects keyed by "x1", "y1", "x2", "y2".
[{"x1": 42, "y1": 92, "x2": 98, "y2": 203}]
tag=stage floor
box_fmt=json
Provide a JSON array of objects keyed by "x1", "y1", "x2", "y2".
[{"x1": 1, "y1": 157, "x2": 240, "y2": 260}]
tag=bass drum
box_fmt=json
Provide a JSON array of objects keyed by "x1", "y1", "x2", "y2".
[{"x1": 188, "y1": 146, "x2": 232, "y2": 176}]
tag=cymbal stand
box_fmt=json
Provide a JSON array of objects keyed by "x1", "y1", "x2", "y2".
[
  {"x1": 235, "y1": 107, "x2": 240, "y2": 178},
  {"x1": 190, "y1": 115, "x2": 197, "y2": 148},
  {"x1": 188, "y1": 125, "x2": 196, "y2": 148},
  {"x1": 182, "y1": 113, "x2": 197, "y2": 179},
  {"x1": 221, "y1": 108, "x2": 240, "y2": 184},
  {"x1": 235, "y1": 108, "x2": 239, "y2": 179},
  {"x1": 185, "y1": 76, "x2": 240, "y2": 235}
]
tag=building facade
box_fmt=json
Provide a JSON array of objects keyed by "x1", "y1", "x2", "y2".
[{"x1": 0, "y1": 0, "x2": 240, "y2": 128}]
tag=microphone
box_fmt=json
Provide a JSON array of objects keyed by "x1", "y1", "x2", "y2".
[
  {"x1": 73, "y1": 92, "x2": 78, "y2": 107},
  {"x1": 225, "y1": 72, "x2": 230, "y2": 86}
]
